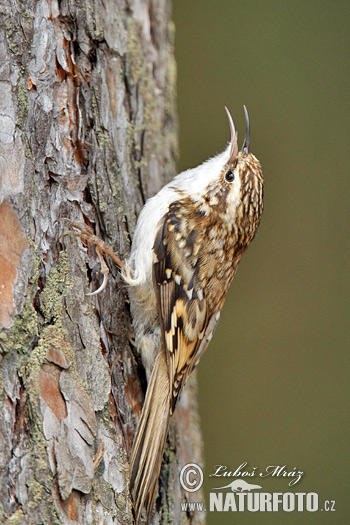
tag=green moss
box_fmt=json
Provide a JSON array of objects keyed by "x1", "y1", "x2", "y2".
[
  {"x1": 27, "y1": 477, "x2": 45, "y2": 510},
  {"x1": 6, "y1": 509, "x2": 24, "y2": 525},
  {"x1": 22, "y1": 9, "x2": 34, "y2": 21},
  {"x1": 16, "y1": 253, "x2": 76, "y2": 520},
  {"x1": 110, "y1": 163, "x2": 122, "y2": 198},
  {"x1": 85, "y1": 0, "x2": 104, "y2": 41},
  {"x1": 24, "y1": 143, "x2": 32, "y2": 158},
  {"x1": 17, "y1": 76, "x2": 29, "y2": 128},
  {"x1": 23, "y1": 251, "x2": 85, "y2": 398},
  {"x1": 0, "y1": 298, "x2": 37, "y2": 355},
  {"x1": 40, "y1": 252, "x2": 73, "y2": 326},
  {"x1": 100, "y1": 405, "x2": 115, "y2": 431},
  {"x1": 0, "y1": 239, "x2": 39, "y2": 355},
  {"x1": 23, "y1": 252, "x2": 65, "y2": 389},
  {"x1": 97, "y1": 129, "x2": 112, "y2": 150},
  {"x1": 30, "y1": 478, "x2": 43, "y2": 501},
  {"x1": 91, "y1": 89, "x2": 112, "y2": 151},
  {"x1": 5, "y1": 21, "x2": 18, "y2": 55},
  {"x1": 13, "y1": 66, "x2": 32, "y2": 157},
  {"x1": 24, "y1": 325, "x2": 71, "y2": 400},
  {"x1": 25, "y1": 434, "x2": 58, "y2": 519}
]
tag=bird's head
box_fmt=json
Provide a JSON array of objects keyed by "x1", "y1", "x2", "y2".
[
  {"x1": 217, "y1": 106, "x2": 263, "y2": 230},
  {"x1": 182, "y1": 107, "x2": 264, "y2": 244}
]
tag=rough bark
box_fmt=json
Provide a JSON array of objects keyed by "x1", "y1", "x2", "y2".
[{"x1": 0, "y1": 1, "x2": 204, "y2": 523}]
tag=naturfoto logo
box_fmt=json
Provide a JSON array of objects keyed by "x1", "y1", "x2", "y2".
[{"x1": 179, "y1": 462, "x2": 336, "y2": 515}]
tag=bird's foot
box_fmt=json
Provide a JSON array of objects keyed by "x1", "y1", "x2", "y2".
[{"x1": 59, "y1": 219, "x2": 125, "y2": 295}]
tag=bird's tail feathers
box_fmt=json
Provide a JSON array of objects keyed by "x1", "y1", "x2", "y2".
[{"x1": 130, "y1": 353, "x2": 170, "y2": 523}]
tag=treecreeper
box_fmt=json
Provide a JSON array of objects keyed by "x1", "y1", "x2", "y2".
[{"x1": 63, "y1": 107, "x2": 264, "y2": 523}]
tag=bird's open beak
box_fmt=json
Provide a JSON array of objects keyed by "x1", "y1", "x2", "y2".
[
  {"x1": 241, "y1": 105, "x2": 250, "y2": 153},
  {"x1": 225, "y1": 106, "x2": 238, "y2": 163}
]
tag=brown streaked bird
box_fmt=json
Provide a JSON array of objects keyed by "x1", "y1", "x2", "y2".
[{"x1": 121, "y1": 106, "x2": 264, "y2": 522}]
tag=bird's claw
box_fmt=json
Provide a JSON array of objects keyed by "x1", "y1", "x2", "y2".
[{"x1": 58, "y1": 218, "x2": 125, "y2": 296}]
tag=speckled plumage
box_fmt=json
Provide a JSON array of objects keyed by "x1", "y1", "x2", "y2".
[{"x1": 124, "y1": 108, "x2": 264, "y2": 523}]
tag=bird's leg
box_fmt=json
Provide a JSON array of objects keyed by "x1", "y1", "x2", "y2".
[{"x1": 59, "y1": 219, "x2": 125, "y2": 295}]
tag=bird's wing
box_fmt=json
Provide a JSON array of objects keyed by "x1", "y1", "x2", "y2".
[{"x1": 153, "y1": 202, "x2": 220, "y2": 412}]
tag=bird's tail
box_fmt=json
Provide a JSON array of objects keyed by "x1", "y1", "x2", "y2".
[{"x1": 130, "y1": 352, "x2": 170, "y2": 523}]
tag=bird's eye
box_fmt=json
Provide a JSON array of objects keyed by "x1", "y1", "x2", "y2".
[{"x1": 225, "y1": 169, "x2": 235, "y2": 183}]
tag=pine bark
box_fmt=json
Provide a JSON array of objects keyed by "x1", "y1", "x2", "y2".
[{"x1": 0, "y1": 1, "x2": 204, "y2": 523}]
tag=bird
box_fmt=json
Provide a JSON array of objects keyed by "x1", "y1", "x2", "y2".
[
  {"x1": 60, "y1": 106, "x2": 264, "y2": 522},
  {"x1": 122, "y1": 106, "x2": 264, "y2": 522}
]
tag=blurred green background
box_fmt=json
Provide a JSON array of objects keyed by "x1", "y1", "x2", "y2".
[{"x1": 173, "y1": 1, "x2": 349, "y2": 523}]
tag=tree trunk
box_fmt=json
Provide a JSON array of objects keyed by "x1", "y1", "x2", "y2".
[{"x1": 0, "y1": 1, "x2": 204, "y2": 523}]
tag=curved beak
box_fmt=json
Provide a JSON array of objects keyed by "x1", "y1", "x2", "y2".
[
  {"x1": 225, "y1": 106, "x2": 238, "y2": 163},
  {"x1": 241, "y1": 105, "x2": 250, "y2": 153}
]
